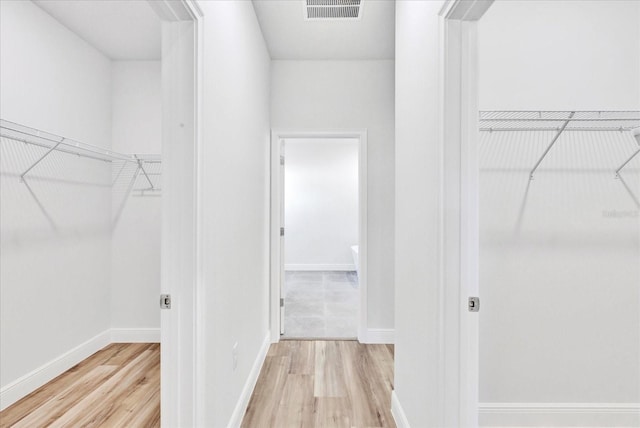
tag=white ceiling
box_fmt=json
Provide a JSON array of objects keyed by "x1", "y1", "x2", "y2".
[
  {"x1": 33, "y1": 0, "x2": 161, "y2": 60},
  {"x1": 252, "y1": 0, "x2": 395, "y2": 60}
]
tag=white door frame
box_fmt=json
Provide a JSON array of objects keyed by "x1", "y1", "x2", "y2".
[
  {"x1": 149, "y1": 1, "x2": 204, "y2": 427},
  {"x1": 270, "y1": 129, "x2": 368, "y2": 343},
  {"x1": 438, "y1": 0, "x2": 493, "y2": 426}
]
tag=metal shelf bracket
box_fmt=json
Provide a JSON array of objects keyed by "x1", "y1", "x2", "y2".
[
  {"x1": 529, "y1": 111, "x2": 575, "y2": 180},
  {"x1": 20, "y1": 139, "x2": 64, "y2": 181},
  {"x1": 615, "y1": 149, "x2": 640, "y2": 179},
  {"x1": 135, "y1": 155, "x2": 155, "y2": 191}
]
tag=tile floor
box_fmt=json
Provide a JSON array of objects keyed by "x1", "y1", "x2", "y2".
[{"x1": 282, "y1": 271, "x2": 359, "y2": 339}]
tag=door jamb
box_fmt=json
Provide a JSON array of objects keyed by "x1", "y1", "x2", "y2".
[
  {"x1": 270, "y1": 129, "x2": 368, "y2": 343},
  {"x1": 150, "y1": 1, "x2": 204, "y2": 427},
  {"x1": 438, "y1": 1, "x2": 492, "y2": 426}
]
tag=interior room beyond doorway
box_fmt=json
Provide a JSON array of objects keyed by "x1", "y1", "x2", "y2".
[{"x1": 282, "y1": 137, "x2": 360, "y2": 339}]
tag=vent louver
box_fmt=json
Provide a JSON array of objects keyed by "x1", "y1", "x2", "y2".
[{"x1": 305, "y1": 0, "x2": 362, "y2": 20}]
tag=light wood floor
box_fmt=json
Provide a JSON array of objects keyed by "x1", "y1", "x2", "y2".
[
  {"x1": 242, "y1": 340, "x2": 396, "y2": 428},
  {"x1": 1, "y1": 341, "x2": 394, "y2": 428},
  {"x1": 0, "y1": 343, "x2": 160, "y2": 428}
]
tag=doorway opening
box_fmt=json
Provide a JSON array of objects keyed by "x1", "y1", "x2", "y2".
[
  {"x1": 0, "y1": 0, "x2": 202, "y2": 424},
  {"x1": 440, "y1": 1, "x2": 640, "y2": 426},
  {"x1": 282, "y1": 138, "x2": 359, "y2": 339},
  {"x1": 271, "y1": 130, "x2": 368, "y2": 342}
]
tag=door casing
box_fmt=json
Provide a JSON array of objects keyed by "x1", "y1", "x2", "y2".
[
  {"x1": 270, "y1": 130, "x2": 368, "y2": 343},
  {"x1": 149, "y1": 1, "x2": 204, "y2": 426},
  {"x1": 439, "y1": 0, "x2": 493, "y2": 426}
]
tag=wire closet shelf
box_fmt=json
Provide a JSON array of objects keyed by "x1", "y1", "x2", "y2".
[
  {"x1": 0, "y1": 119, "x2": 161, "y2": 194},
  {"x1": 478, "y1": 110, "x2": 640, "y2": 180}
]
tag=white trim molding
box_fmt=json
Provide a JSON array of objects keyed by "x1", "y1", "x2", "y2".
[
  {"x1": 391, "y1": 391, "x2": 411, "y2": 428},
  {"x1": 0, "y1": 329, "x2": 111, "y2": 411},
  {"x1": 361, "y1": 328, "x2": 395, "y2": 344},
  {"x1": 284, "y1": 264, "x2": 356, "y2": 272},
  {"x1": 154, "y1": 0, "x2": 204, "y2": 426},
  {"x1": 438, "y1": 1, "x2": 493, "y2": 426},
  {"x1": 479, "y1": 402, "x2": 640, "y2": 427},
  {"x1": 270, "y1": 129, "x2": 368, "y2": 344},
  {"x1": 227, "y1": 332, "x2": 271, "y2": 428},
  {"x1": 110, "y1": 328, "x2": 161, "y2": 343}
]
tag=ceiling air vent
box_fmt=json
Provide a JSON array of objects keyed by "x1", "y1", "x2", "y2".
[{"x1": 305, "y1": 0, "x2": 362, "y2": 20}]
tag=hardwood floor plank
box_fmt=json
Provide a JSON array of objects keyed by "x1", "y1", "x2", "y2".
[
  {"x1": 340, "y1": 342, "x2": 395, "y2": 427},
  {"x1": 289, "y1": 341, "x2": 315, "y2": 375},
  {"x1": 9, "y1": 366, "x2": 118, "y2": 428},
  {"x1": 272, "y1": 374, "x2": 315, "y2": 428},
  {"x1": 101, "y1": 343, "x2": 155, "y2": 366},
  {"x1": 266, "y1": 341, "x2": 290, "y2": 358},
  {"x1": 242, "y1": 340, "x2": 395, "y2": 428},
  {"x1": 2, "y1": 340, "x2": 391, "y2": 428},
  {"x1": 98, "y1": 356, "x2": 161, "y2": 427},
  {"x1": 0, "y1": 343, "x2": 160, "y2": 428},
  {"x1": 47, "y1": 348, "x2": 159, "y2": 428},
  {"x1": 0, "y1": 344, "x2": 129, "y2": 427},
  {"x1": 241, "y1": 355, "x2": 291, "y2": 428},
  {"x1": 314, "y1": 341, "x2": 347, "y2": 398},
  {"x1": 313, "y1": 397, "x2": 352, "y2": 428}
]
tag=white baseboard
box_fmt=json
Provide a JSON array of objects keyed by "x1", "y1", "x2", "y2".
[
  {"x1": 391, "y1": 390, "x2": 411, "y2": 428},
  {"x1": 227, "y1": 331, "x2": 271, "y2": 428},
  {"x1": 110, "y1": 328, "x2": 160, "y2": 343},
  {"x1": 360, "y1": 328, "x2": 394, "y2": 344},
  {"x1": 479, "y1": 402, "x2": 640, "y2": 427},
  {"x1": 285, "y1": 264, "x2": 356, "y2": 272},
  {"x1": 0, "y1": 329, "x2": 111, "y2": 411}
]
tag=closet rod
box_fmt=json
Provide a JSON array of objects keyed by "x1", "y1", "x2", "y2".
[
  {"x1": 529, "y1": 111, "x2": 575, "y2": 180},
  {"x1": 480, "y1": 127, "x2": 636, "y2": 132},
  {"x1": 478, "y1": 111, "x2": 640, "y2": 132},
  {"x1": 480, "y1": 110, "x2": 640, "y2": 118},
  {"x1": 480, "y1": 117, "x2": 639, "y2": 122}
]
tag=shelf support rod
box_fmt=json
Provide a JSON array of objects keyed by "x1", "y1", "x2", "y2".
[
  {"x1": 111, "y1": 161, "x2": 128, "y2": 186},
  {"x1": 529, "y1": 111, "x2": 575, "y2": 180},
  {"x1": 136, "y1": 156, "x2": 155, "y2": 190},
  {"x1": 20, "y1": 139, "x2": 64, "y2": 181},
  {"x1": 615, "y1": 149, "x2": 640, "y2": 178}
]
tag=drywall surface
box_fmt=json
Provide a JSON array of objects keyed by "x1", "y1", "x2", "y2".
[
  {"x1": 479, "y1": 0, "x2": 640, "y2": 111},
  {"x1": 284, "y1": 138, "x2": 359, "y2": 271},
  {"x1": 394, "y1": 1, "x2": 445, "y2": 426},
  {"x1": 478, "y1": 131, "x2": 640, "y2": 407},
  {"x1": 110, "y1": 61, "x2": 161, "y2": 330},
  {"x1": 271, "y1": 60, "x2": 395, "y2": 329},
  {"x1": 198, "y1": 2, "x2": 271, "y2": 426},
  {"x1": 0, "y1": 0, "x2": 112, "y2": 393},
  {"x1": 478, "y1": 0, "x2": 640, "y2": 421}
]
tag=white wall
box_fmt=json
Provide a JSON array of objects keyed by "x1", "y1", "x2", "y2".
[
  {"x1": 479, "y1": 0, "x2": 640, "y2": 111},
  {"x1": 0, "y1": 0, "x2": 112, "y2": 402},
  {"x1": 110, "y1": 61, "x2": 161, "y2": 332},
  {"x1": 284, "y1": 138, "x2": 359, "y2": 271},
  {"x1": 394, "y1": 1, "x2": 445, "y2": 426},
  {"x1": 478, "y1": 131, "x2": 640, "y2": 404},
  {"x1": 271, "y1": 60, "x2": 395, "y2": 329},
  {"x1": 477, "y1": 1, "x2": 640, "y2": 424},
  {"x1": 198, "y1": 2, "x2": 271, "y2": 426}
]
